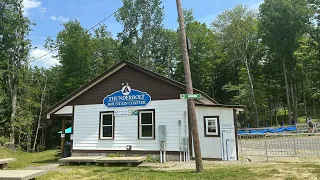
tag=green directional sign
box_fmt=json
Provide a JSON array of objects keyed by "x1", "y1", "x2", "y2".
[{"x1": 180, "y1": 94, "x2": 201, "y2": 99}]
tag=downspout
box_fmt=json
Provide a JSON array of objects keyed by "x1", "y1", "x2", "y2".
[
  {"x1": 184, "y1": 110, "x2": 188, "y2": 161},
  {"x1": 179, "y1": 120, "x2": 182, "y2": 162}
]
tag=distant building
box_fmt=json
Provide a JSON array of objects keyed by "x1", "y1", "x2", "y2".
[{"x1": 44, "y1": 61, "x2": 244, "y2": 161}]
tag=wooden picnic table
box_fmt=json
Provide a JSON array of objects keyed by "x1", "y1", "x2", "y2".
[
  {"x1": 0, "y1": 158, "x2": 16, "y2": 169},
  {"x1": 0, "y1": 170, "x2": 45, "y2": 180}
]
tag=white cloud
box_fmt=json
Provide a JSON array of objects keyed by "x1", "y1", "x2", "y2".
[
  {"x1": 50, "y1": 16, "x2": 70, "y2": 23},
  {"x1": 30, "y1": 49, "x2": 60, "y2": 68},
  {"x1": 39, "y1": 7, "x2": 46, "y2": 14},
  {"x1": 249, "y1": 0, "x2": 264, "y2": 10},
  {"x1": 22, "y1": 0, "x2": 41, "y2": 16}
]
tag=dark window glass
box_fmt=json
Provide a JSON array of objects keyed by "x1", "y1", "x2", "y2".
[
  {"x1": 103, "y1": 126, "x2": 112, "y2": 137},
  {"x1": 141, "y1": 125, "x2": 152, "y2": 137},
  {"x1": 141, "y1": 113, "x2": 152, "y2": 124},
  {"x1": 207, "y1": 119, "x2": 217, "y2": 133},
  {"x1": 103, "y1": 114, "x2": 112, "y2": 125}
]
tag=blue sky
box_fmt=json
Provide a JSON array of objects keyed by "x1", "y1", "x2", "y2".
[{"x1": 23, "y1": 0, "x2": 263, "y2": 68}]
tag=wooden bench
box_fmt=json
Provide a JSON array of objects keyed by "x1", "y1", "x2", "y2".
[
  {"x1": 0, "y1": 158, "x2": 16, "y2": 169},
  {"x1": 95, "y1": 157, "x2": 147, "y2": 167},
  {"x1": 0, "y1": 170, "x2": 45, "y2": 180},
  {"x1": 58, "y1": 156, "x2": 104, "y2": 165}
]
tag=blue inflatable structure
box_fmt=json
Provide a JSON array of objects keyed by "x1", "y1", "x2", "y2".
[{"x1": 238, "y1": 126, "x2": 296, "y2": 135}]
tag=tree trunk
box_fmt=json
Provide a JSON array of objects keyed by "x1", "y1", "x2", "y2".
[
  {"x1": 302, "y1": 83, "x2": 307, "y2": 122},
  {"x1": 32, "y1": 76, "x2": 47, "y2": 152},
  {"x1": 10, "y1": 81, "x2": 18, "y2": 145},
  {"x1": 275, "y1": 108, "x2": 278, "y2": 126},
  {"x1": 244, "y1": 59, "x2": 259, "y2": 127},
  {"x1": 212, "y1": 72, "x2": 215, "y2": 100},
  {"x1": 282, "y1": 59, "x2": 292, "y2": 124},
  {"x1": 290, "y1": 79, "x2": 298, "y2": 124},
  {"x1": 284, "y1": 105, "x2": 286, "y2": 116},
  {"x1": 313, "y1": 98, "x2": 317, "y2": 119},
  {"x1": 294, "y1": 83, "x2": 298, "y2": 123},
  {"x1": 268, "y1": 97, "x2": 272, "y2": 127}
]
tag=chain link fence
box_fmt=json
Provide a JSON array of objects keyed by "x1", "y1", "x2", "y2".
[{"x1": 238, "y1": 133, "x2": 320, "y2": 162}]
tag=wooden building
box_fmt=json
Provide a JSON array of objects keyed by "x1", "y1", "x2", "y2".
[{"x1": 44, "y1": 61, "x2": 244, "y2": 161}]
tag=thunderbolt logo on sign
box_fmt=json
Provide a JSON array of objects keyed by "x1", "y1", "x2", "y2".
[
  {"x1": 122, "y1": 85, "x2": 131, "y2": 95},
  {"x1": 103, "y1": 84, "x2": 151, "y2": 107}
]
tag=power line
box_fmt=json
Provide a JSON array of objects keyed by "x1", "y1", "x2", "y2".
[{"x1": 30, "y1": 9, "x2": 120, "y2": 63}]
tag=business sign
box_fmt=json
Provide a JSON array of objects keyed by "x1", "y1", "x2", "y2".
[
  {"x1": 180, "y1": 94, "x2": 201, "y2": 99},
  {"x1": 114, "y1": 110, "x2": 129, "y2": 116},
  {"x1": 103, "y1": 84, "x2": 151, "y2": 108}
]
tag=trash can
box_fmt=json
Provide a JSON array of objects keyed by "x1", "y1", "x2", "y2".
[{"x1": 63, "y1": 142, "x2": 71, "y2": 158}]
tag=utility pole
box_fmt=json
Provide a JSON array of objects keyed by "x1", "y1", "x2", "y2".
[{"x1": 176, "y1": 0, "x2": 203, "y2": 173}]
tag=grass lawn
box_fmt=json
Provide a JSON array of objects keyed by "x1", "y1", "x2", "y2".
[
  {"x1": 1, "y1": 148, "x2": 320, "y2": 179},
  {"x1": 39, "y1": 163, "x2": 320, "y2": 180},
  {"x1": 0, "y1": 147, "x2": 58, "y2": 169},
  {"x1": 39, "y1": 165, "x2": 269, "y2": 180}
]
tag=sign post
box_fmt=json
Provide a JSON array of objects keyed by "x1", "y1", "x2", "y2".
[{"x1": 180, "y1": 94, "x2": 201, "y2": 99}]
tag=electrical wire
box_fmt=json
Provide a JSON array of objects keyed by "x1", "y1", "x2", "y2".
[{"x1": 29, "y1": 8, "x2": 120, "y2": 63}]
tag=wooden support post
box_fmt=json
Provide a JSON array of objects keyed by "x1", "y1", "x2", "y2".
[
  {"x1": 61, "y1": 117, "x2": 66, "y2": 158},
  {"x1": 0, "y1": 163, "x2": 8, "y2": 169}
]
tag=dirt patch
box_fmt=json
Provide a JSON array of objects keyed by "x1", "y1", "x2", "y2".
[{"x1": 24, "y1": 163, "x2": 69, "y2": 172}]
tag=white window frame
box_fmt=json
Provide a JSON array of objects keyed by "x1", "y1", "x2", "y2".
[
  {"x1": 100, "y1": 112, "x2": 114, "y2": 139},
  {"x1": 205, "y1": 117, "x2": 219, "y2": 136},
  {"x1": 139, "y1": 110, "x2": 154, "y2": 139}
]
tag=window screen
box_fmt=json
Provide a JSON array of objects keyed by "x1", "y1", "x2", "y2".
[
  {"x1": 100, "y1": 112, "x2": 114, "y2": 139},
  {"x1": 139, "y1": 110, "x2": 154, "y2": 139}
]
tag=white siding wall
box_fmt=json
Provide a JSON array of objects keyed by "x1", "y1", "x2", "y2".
[
  {"x1": 54, "y1": 106, "x2": 73, "y2": 114},
  {"x1": 194, "y1": 107, "x2": 235, "y2": 158},
  {"x1": 73, "y1": 99, "x2": 188, "y2": 151}
]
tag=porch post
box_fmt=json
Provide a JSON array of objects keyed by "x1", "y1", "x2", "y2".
[{"x1": 61, "y1": 116, "x2": 66, "y2": 158}]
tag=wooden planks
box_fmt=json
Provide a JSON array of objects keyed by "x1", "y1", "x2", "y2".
[
  {"x1": 59, "y1": 156, "x2": 147, "y2": 167},
  {"x1": 0, "y1": 170, "x2": 45, "y2": 180},
  {"x1": 58, "y1": 156, "x2": 104, "y2": 163},
  {"x1": 95, "y1": 156, "x2": 147, "y2": 163},
  {"x1": 0, "y1": 158, "x2": 16, "y2": 169}
]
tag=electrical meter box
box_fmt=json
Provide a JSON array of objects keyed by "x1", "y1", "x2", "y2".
[{"x1": 159, "y1": 125, "x2": 166, "y2": 142}]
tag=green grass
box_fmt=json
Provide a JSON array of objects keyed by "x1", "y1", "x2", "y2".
[
  {"x1": 39, "y1": 165, "x2": 269, "y2": 180},
  {"x1": 0, "y1": 147, "x2": 59, "y2": 169},
  {"x1": 1, "y1": 148, "x2": 320, "y2": 179}
]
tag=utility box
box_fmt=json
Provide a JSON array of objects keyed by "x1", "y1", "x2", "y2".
[{"x1": 159, "y1": 125, "x2": 166, "y2": 142}]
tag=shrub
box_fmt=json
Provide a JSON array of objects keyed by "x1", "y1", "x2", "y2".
[
  {"x1": 145, "y1": 155, "x2": 159, "y2": 163},
  {"x1": 109, "y1": 153, "x2": 122, "y2": 157},
  {"x1": 0, "y1": 136, "x2": 9, "y2": 146}
]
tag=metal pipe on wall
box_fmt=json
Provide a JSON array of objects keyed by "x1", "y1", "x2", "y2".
[
  {"x1": 179, "y1": 120, "x2": 181, "y2": 162},
  {"x1": 160, "y1": 142, "x2": 163, "y2": 163},
  {"x1": 184, "y1": 111, "x2": 187, "y2": 162},
  {"x1": 163, "y1": 143, "x2": 166, "y2": 163}
]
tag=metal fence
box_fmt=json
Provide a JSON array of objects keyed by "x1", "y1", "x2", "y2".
[{"x1": 238, "y1": 133, "x2": 320, "y2": 162}]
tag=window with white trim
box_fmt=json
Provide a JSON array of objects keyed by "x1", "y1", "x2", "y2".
[
  {"x1": 100, "y1": 112, "x2": 114, "y2": 139},
  {"x1": 139, "y1": 110, "x2": 154, "y2": 139},
  {"x1": 204, "y1": 116, "x2": 219, "y2": 136}
]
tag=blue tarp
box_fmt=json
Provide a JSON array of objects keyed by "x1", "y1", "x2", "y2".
[
  {"x1": 58, "y1": 127, "x2": 72, "y2": 134},
  {"x1": 238, "y1": 126, "x2": 296, "y2": 135}
]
